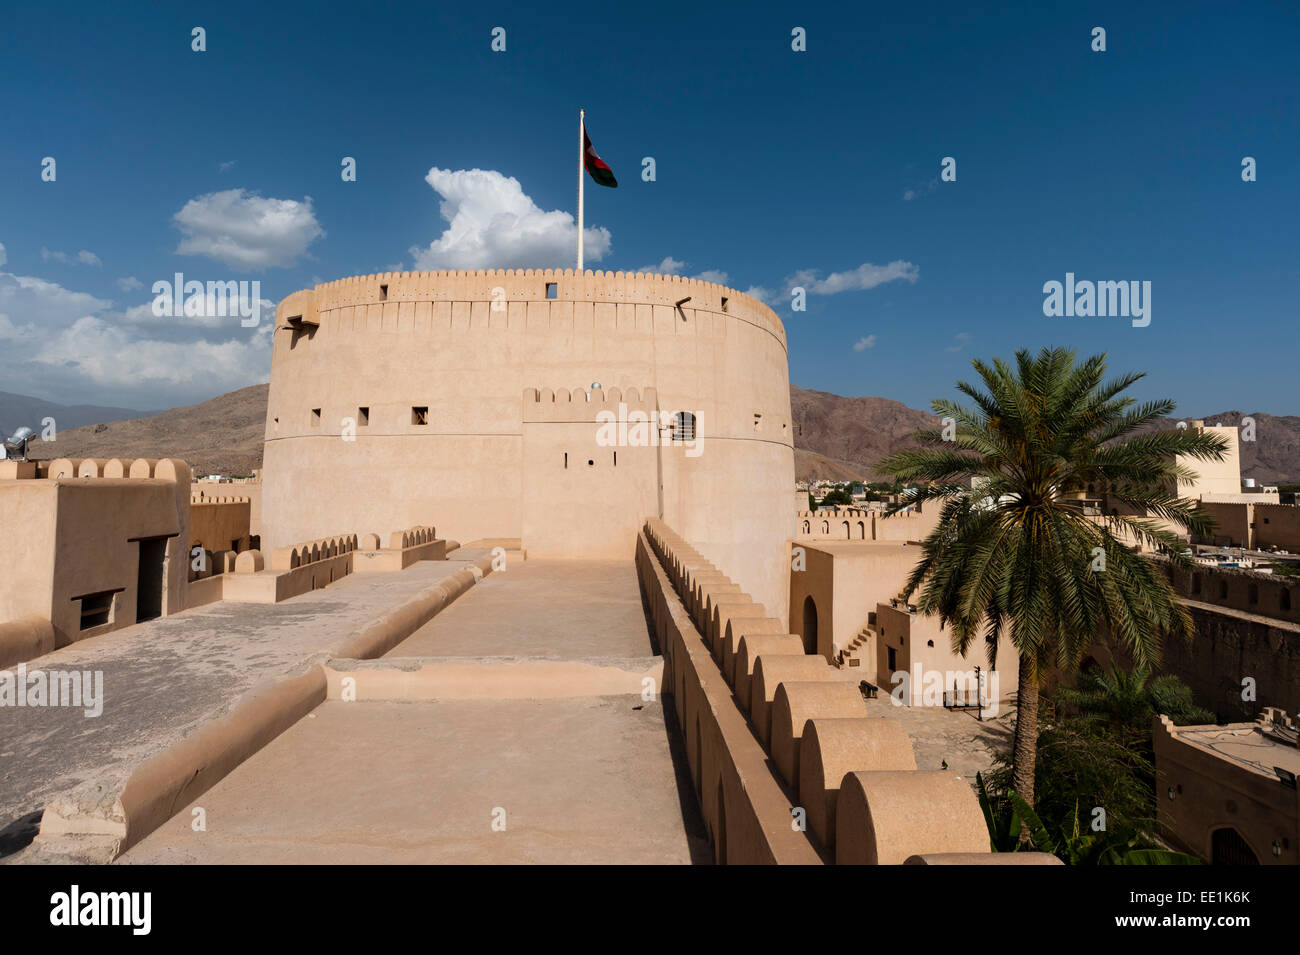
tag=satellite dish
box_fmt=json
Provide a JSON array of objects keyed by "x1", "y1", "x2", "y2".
[{"x1": 2, "y1": 426, "x2": 36, "y2": 462}]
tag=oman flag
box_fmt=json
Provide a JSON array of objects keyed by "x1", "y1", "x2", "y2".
[{"x1": 583, "y1": 126, "x2": 618, "y2": 188}]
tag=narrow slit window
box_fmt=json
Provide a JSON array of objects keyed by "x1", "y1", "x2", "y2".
[
  {"x1": 358, "y1": 406, "x2": 369, "y2": 426},
  {"x1": 412, "y1": 406, "x2": 429, "y2": 426},
  {"x1": 379, "y1": 284, "x2": 389, "y2": 301},
  {"x1": 311, "y1": 408, "x2": 321, "y2": 428},
  {"x1": 721, "y1": 296, "x2": 729, "y2": 312},
  {"x1": 564, "y1": 452, "x2": 568, "y2": 469},
  {"x1": 546, "y1": 282, "x2": 558, "y2": 300}
]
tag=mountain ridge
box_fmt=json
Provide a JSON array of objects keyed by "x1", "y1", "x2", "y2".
[{"x1": 21, "y1": 383, "x2": 1300, "y2": 485}]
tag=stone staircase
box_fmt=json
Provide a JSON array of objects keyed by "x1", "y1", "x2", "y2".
[{"x1": 836, "y1": 625, "x2": 875, "y2": 670}]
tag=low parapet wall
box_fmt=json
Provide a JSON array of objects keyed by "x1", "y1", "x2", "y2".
[
  {"x1": 183, "y1": 526, "x2": 450, "y2": 608},
  {"x1": 640, "y1": 517, "x2": 1059, "y2": 866},
  {"x1": 0, "y1": 615, "x2": 57, "y2": 671},
  {"x1": 636, "y1": 525, "x2": 821, "y2": 864},
  {"x1": 353, "y1": 525, "x2": 446, "y2": 573},
  {"x1": 219, "y1": 535, "x2": 358, "y2": 604}
]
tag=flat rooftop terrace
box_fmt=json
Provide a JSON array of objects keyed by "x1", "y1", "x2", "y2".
[
  {"x1": 120, "y1": 697, "x2": 701, "y2": 864},
  {"x1": 117, "y1": 557, "x2": 706, "y2": 864},
  {"x1": 388, "y1": 559, "x2": 655, "y2": 657}
]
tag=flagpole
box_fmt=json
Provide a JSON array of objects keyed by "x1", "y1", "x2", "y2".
[{"x1": 577, "y1": 108, "x2": 585, "y2": 272}]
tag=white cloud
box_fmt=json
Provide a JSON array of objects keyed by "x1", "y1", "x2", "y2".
[
  {"x1": 638, "y1": 256, "x2": 687, "y2": 274},
  {"x1": 0, "y1": 273, "x2": 111, "y2": 328},
  {"x1": 173, "y1": 189, "x2": 324, "y2": 270},
  {"x1": 853, "y1": 335, "x2": 877, "y2": 351},
  {"x1": 0, "y1": 269, "x2": 271, "y2": 407},
  {"x1": 118, "y1": 289, "x2": 276, "y2": 331},
  {"x1": 787, "y1": 260, "x2": 919, "y2": 296},
  {"x1": 635, "y1": 256, "x2": 729, "y2": 284},
  {"x1": 40, "y1": 247, "x2": 101, "y2": 267},
  {"x1": 946, "y1": 331, "x2": 972, "y2": 352},
  {"x1": 34, "y1": 316, "x2": 272, "y2": 393},
  {"x1": 219, "y1": 160, "x2": 237, "y2": 173},
  {"x1": 117, "y1": 276, "x2": 143, "y2": 291},
  {"x1": 409, "y1": 168, "x2": 610, "y2": 270},
  {"x1": 744, "y1": 285, "x2": 775, "y2": 304}
]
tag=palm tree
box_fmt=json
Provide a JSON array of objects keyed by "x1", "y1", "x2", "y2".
[
  {"x1": 1059, "y1": 664, "x2": 1215, "y2": 732},
  {"x1": 877, "y1": 347, "x2": 1227, "y2": 809}
]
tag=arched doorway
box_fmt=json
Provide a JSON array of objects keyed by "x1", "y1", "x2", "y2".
[
  {"x1": 801, "y1": 595, "x2": 819, "y2": 655},
  {"x1": 1212, "y1": 827, "x2": 1260, "y2": 865}
]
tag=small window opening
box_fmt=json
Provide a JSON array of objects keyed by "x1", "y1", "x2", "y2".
[
  {"x1": 673, "y1": 411, "x2": 697, "y2": 443},
  {"x1": 721, "y1": 296, "x2": 729, "y2": 312},
  {"x1": 546, "y1": 283, "x2": 558, "y2": 299},
  {"x1": 311, "y1": 408, "x2": 321, "y2": 428},
  {"x1": 412, "y1": 406, "x2": 428, "y2": 426},
  {"x1": 358, "y1": 406, "x2": 369, "y2": 426},
  {"x1": 79, "y1": 591, "x2": 115, "y2": 630},
  {"x1": 564, "y1": 452, "x2": 568, "y2": 469},
  {"x1": 379, "y1": 284, "x2": 388, "y2": 300}
]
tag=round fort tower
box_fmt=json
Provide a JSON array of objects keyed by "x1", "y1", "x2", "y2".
[{"x1": 262, "y1": 269, "x2": 795, "y2": 619}]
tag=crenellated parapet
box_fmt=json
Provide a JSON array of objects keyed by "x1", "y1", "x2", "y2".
[
  {"x1": 297, "y1": 269, "x2": 782, "y2": 339},
  {"x1": 43, "y1": 457, "x2": 192, "y2": 483},
  {"x1": 270, "y1": 534, "x2": 359, "y2": 572}
]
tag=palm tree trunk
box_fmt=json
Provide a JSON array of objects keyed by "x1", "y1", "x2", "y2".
[{"x1": 1011, "y1": 652, "x2": 1039, "y2": 811}]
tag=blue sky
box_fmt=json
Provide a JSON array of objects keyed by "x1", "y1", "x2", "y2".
[{"x1": 1, "y1": 0, "x2": 1296, "y2": 416}]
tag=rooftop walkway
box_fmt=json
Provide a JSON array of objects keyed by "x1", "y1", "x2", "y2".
[{"x1": 118, "y1": 559, "x2": 708, "y2": 864}]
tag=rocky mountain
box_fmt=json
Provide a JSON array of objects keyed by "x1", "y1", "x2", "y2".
[
  {"x1": 29, "y1": 384, "x2": 268, "y2": 477},
  {"x1": 20, "y1": 383, "x2": 1300, "y2": 486},
  {"x1": 0, "y1": 391, "x2": 146, "y2": 438}
]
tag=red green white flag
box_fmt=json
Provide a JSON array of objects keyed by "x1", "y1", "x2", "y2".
[{"x1": 583, "y1": 126, "x2": 618, "y2": 188}]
